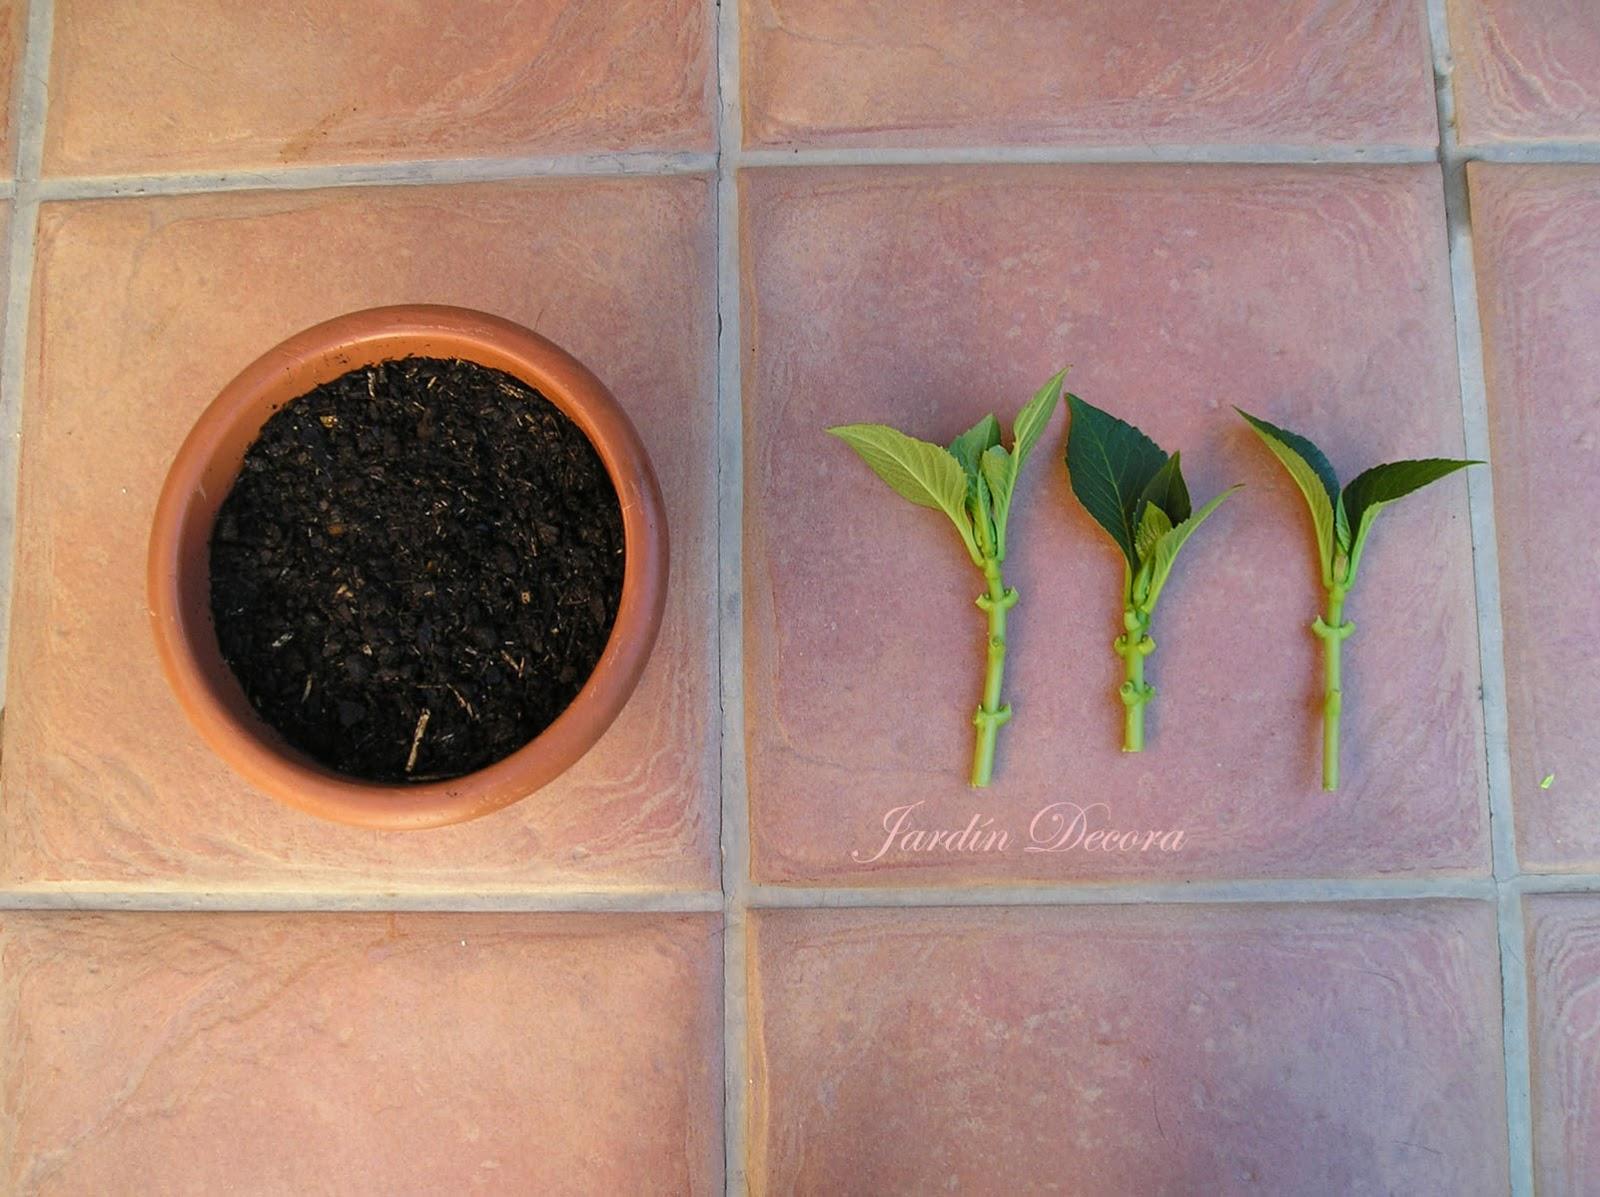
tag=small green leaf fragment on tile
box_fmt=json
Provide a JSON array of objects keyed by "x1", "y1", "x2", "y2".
[{"x1": 1540, "y1": 773, "x2": 1555, "y2": 790}]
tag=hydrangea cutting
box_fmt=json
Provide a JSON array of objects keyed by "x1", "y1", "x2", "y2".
[{"x1": 829, "y1": 370, "x2": 1068, "y2": 787}]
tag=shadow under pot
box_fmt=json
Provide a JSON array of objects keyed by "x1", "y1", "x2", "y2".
[{"x1": 148, "y1": 305, "x2": 668, "y2": 830}]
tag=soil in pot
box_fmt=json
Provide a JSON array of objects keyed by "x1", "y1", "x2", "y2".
[{"x1": 209, "y1": 356, "x2": 625, "y2": 783}]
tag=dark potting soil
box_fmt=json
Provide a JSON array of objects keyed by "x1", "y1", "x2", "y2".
[{"x1": 209, "y1": 357, "x2": 625, "y2": 783}]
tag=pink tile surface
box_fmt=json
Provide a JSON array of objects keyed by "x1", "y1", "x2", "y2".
[
  {"x1": 1526, "y1": 895, "x2": 1600, "y2": 1197},
  {"x1": 741, "y1": 0, "x2": 1438, "y2": 149},
  {"x1": 0, "y1": 911, "x2": 723, "y2": 1194},
  {"x1": 1, "y1": 178, "x2": 719, "y2": 889},
  {"x1": 743, "y1": 165, "x2": 1486, "y2": 885},
  {"x1": 1470, "y1": 164, "x2": 1600, "y2": 871},
  {"x1": 1449, "y1": 0, "x2": 1600, "y2": 145},
  {"x1": 750, "y1": 903, "x2": 1507, "y2": 1194},
  {"x1": 44, "y1": 0, "x2": 714, "y2": 176},
  {"x1": 0, "y1": 1, "x2": 23, "y2": 172}
]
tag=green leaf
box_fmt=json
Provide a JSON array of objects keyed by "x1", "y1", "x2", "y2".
[
  {"x1": 1010, "y1": 368, "x2": 1068, "y2": 478},
  {"x1": 1133, "y1": 501, "x2": 1173, "y2": 565},
  {"x1": 829, "y1": 423, "x2": 983, "y2": 564},
  {"x1": 1065, "y1": 394, "x2": 1170, "y2": 567},
  {"x1": 980, "y1": 444, "x2": 1015, "y2": 558},
  {"x1": 1135, "y1": 485, "x2": 1241, "y2": 613},
  {"x1": 948, "y1": 413, "x2": 1001, "y2": 476},
  {"x1": 1138, "y1": 450, "x2": 1191, "y2": 525},
  {"x1": 1236, "y1": 409, "x2": 1342, "y2": 586},
  {"x1": 970, "y1": 470, "x2": 997, "y2": 557},
  {"x1": 1340, "y1": 457, "x2": 1478, "y2": 582}
]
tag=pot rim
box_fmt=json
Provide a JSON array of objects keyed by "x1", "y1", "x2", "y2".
[{"x1": 147, "y1": 304, "x2": 668, "y2": 830}]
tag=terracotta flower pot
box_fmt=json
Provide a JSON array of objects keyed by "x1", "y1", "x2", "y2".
[{"x1": 148, "y1": 305, "x2": 668, "y2": 830}]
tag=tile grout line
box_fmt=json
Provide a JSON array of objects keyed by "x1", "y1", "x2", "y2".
[
  {"x1": 0, "y1": 888, "x2": 728, "y2": 913},
  {"x1": 1459, "y1": 140, "x2": 1600, "y2": 163},
  {"x1": 9, "y1": 870, "x2": 1577, "y2": 911},
  {"x1": 28, "y1": 142, "x2": 1600, "y2": 207},
  {"x1": 1496, "y1": 887, "x2": 1534, "y2": 1193},
  {"x1": 33, "y1": 151, "x2": 720, "y2": 200},
  {"x1": 1428, "y1": 19, "x2": 1521, "y2": 895},
  {"x1": 746, "y1": 877, "x2": 1502, "y2": 907},
  {"x1": 35, "y1": 143, "x2": 1600, "y2": 206},
  {"x1": 1425, "y1": 1, "x2": 1532, "y2": 1193},
  {"x1": 713, "y1": 2, "x2": 752, "y2": 1195},
  {"x1": 1509, "y1": 873, "x2": 1600, "y2": 894},
  {"x1": 0, "y1": 0, "x2": 54, "y2": 713},
  {"x1": 736, "y1": 143, "x2": 1440, "y2": 166}
]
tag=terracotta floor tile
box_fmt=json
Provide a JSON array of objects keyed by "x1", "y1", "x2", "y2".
[
  {"x1": 0, "y1": 197, "x2": 12, "y2": 672},
  {"x1": 0, "y1": 1, "x2": 23, "y2": 173},
  {"x1": 1470, "y1": 164, "x2": 1600, "y2": 871},
  {"x1": 0, "y1": 911, "x2": 723, "y2": 1195},
  {"x1": 2, "y1": 177, "x2": 719, "y2": 889},
  {"x1": 1526, "y1": 895, "x2": 1600, "y2": 1196},
  {"x1": 749, "y1": 903, "x2": 1506, "y2": 1194},
  {"x1": 740, "y1": 0, "x2": 1437, "y2": 150},
  {"x1": 743, "y1": 165, "x2": 1486, "y2": 885},
  {"x1": 1449, "y1": 0, "x2": 1600, "y2": 145},
  {"x1": 43, "y1": 0, "x2": 714, "y2": 176}
]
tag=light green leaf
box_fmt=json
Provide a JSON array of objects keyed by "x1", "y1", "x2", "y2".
[
  {"x1": 1010, "y1": 368, "x2": 1068, "y2": 478},
  {"x1": 1138, "y1": 450, "x2": 1191, "y2": 525},
  {"x1": 1340, "y1": 457, "x2": 1478, "y2": 582},
  {"x1": 1236, "y1": 409, "x2": 1341, "y2": 587},
  {"x1": 1065, "y1": 394, "x2": 1170, "y2": 567},
  {"x1": 949, "y1": 414, "x2": 1001, "y2": 476},
  {"x1": 1134, "y1": 501, "x2": 1173, "y2": 565},
  {"x1": 970, "y1": 469, "x2": 997, "y2": 558},
  {"x1": 980, "y1": 444, "x2": 1015, "y2": 558},
  {"x1": 1136, "y1": 485, "x2": 1241, "y2": 613},
  {"x1": 829, "y1": 423, "x2": 983, "y2": 564}
]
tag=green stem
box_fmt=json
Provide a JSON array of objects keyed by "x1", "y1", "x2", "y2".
[
  {"x1": 970, "y1": 559, "x2": 1017, "y2": 788},
  {"x1": 1313, "y1": 587, "x2": 1354, "y2": 791},
  {"x1": 1116, "y1": 607, "x2": 1154, "y2": 752}
]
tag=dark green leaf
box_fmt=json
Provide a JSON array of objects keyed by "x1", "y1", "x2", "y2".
[
  {"x1": 829, "y1": 423, "x2": 983, "y2": 564},
  {"x1": 1341, "y1": 457, "x2": 1478, "y2": 581},
  {"x1": 1065, "y1": 394, "x2": 1169, "y2": 567},
  {"x1": 1138, "y1": 450, "x2": 1191, "y2": 525},
  {"x1": 948, "y1": 414, "x2": 1001, "y2": 476},
  {"x1": 1236, "y1": 408, "x2": 1341, "y2": 585}
]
